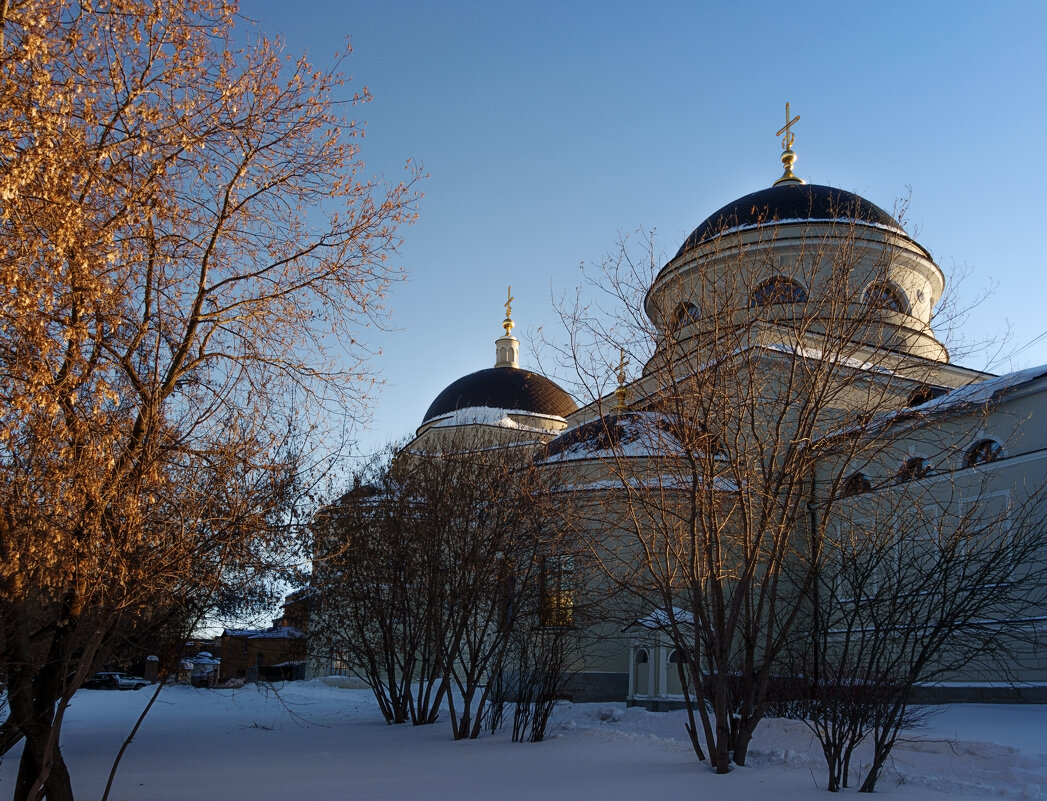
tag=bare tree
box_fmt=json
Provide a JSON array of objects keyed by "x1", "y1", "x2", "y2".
[
  {"x1": 0, "y1": 2, "x2": 418, "y2": 799},
  {"x1": 310, "y1": 451, "x2": 436, "y2": 725},
  {"x1": 789, "y1": 432, "x2": 1047, "y2": 792},
  {"x1": 311, "y1": 431, "x2": 579, "y2": 740},
  {"x1": 498, "y1": 611, "x2": 581, "y2": 743},
  {"x1": 550, "y1": 210, "x2": 992, "y2": 774}
]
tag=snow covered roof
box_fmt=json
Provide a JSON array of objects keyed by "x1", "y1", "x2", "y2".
[
  {"x1": 222, "y1": 627, "x2": 306, "y2": 640},
  {"x1": 912, "y1": 364, "x2": 1047, "y2": 413},
  {"x1": 822, "y1": 364, "x2": 1047, "y2": 442},
  {"x1": 538, "y1": 412, "x2": 693, "y2": 464},
  {"x1": 764, "y1": 342, "x2": 894, "y2": 374},
  {"x1": 428, "y1": 405, "x2": 566, "y2": 432},
  {"x1": 548, "y1": 474, "x2": 738, "y2": 495}
]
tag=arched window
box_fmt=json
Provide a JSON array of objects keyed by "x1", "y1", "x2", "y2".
[
  {"x1": 749, "y1": 276, "x2": 808, "y2": 307},
  {"x1": 671, "y1": 302, "x2": 701, "y2": 331},
  {"x1": 634, "y1": 648, "x2": 649, "y2": 664},
  {"x1": 864, "y1": 282, "x2": 906, "y2": 313},
  {"x1": 897, "y1": 457, "x2": 932, "y2": 482},
  {"x1": 668, "y1": 649, "x2": 683, "y2": 664},
  {"x1": 842, "y1": 472, "x2": 872, "y2": 496},
  {"x1": 966, "y1": 439, "x2": 1003, "y2": 467},
  {"x1": 906, "y1": 385, "x2": 946, "y2": 407}
]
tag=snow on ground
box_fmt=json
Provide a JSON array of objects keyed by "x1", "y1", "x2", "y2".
[{"x1": 2, "y1": 681, "x2": 1046, "y2": 800}]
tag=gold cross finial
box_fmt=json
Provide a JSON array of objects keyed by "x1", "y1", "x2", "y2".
[
  {"x1": 502, "y1": 285, "x2": 514, "y2": 335},
  {"x1": 617, "y1": 348, "x2": 629, "y2": 386},
  {"x1": 773, "y1": 102, "x2": 805, "y2": 186},
  {"x1": 777, "y1": 102, "x2": 800, "y2": 151}
]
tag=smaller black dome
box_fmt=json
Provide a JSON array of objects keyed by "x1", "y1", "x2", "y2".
[
  {"x1": 422, "y1": 367, "x2": 577, "y2": 424},
  {"x1": 675, "y1": 183, "x2": 904, "y2": 258}
]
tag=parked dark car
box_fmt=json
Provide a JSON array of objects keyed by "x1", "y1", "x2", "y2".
[{"x1": 83, "y1": 671, "x2": 148, "y2": 690}]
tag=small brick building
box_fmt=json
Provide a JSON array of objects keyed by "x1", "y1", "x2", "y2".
[{"x1": 220, "y1": 627, "x2": 306, "y2": 682}]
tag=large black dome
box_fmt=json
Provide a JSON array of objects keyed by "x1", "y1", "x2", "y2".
[
  {"x1": 674, "y1": 183, "x2": 904, "y2": 258},
  {"x1": 422, "y1": 367, "x2": 577, "y2": 424}
]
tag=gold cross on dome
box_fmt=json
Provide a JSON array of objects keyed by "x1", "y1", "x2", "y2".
[
  {"x1": 776, "y1": 102, "x2": 800, "y2": 151},
  {"x1": 617, "y1": 348, "x2": 629, "y2": 386},
  {"x1": 502, "y1": 286, "x2": 515, "y2": 335}
]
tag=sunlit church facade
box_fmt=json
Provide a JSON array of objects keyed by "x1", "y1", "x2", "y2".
[{"x1": 334, "y1": 116, "x2": 1047, "y2": 705}]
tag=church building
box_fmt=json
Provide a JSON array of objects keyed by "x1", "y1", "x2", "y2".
[{"x1": 358, "y1": 109, "x2": 1047, "y2": 706}]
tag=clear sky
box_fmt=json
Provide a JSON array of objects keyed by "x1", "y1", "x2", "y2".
[{"x1": 240, "y1": 0, "x2": 1047, "y2": 458}]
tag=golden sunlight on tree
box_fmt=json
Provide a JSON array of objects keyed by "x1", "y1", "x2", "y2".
[{"x1": 0, "y1": 2, "x2": 420, "y2": 799}]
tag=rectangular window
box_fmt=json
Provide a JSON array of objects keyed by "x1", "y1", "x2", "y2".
[
  {"x1": 540, "y1": 555, "x2": 575, "y2": 627},
  {"x1": 329, "y1": 652, "x2": 349, "y2": 677}
]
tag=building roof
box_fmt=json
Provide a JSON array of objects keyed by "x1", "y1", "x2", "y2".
[
  {"x1": 911, "y1": 364, "x2": 1047, "y2": 413},
  {"x1": 421, "y1": 366, "x2": 577, "y2": 424},
  {"x1": 539, "y1": 412, "x2": 687, "y2": 462},
  {"x1": 673, "y1": 183, "x2": 906, "y2": 257},
  {"x1": 820, "y1": 364, "x2": 1047, "y2": 442},
  {"x1": 222, "y1": 627, "x2": 305, "y2": 640}
]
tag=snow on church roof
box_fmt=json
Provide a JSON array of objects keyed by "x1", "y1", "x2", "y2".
[
  {"x1": 223, "y1": 627, "x2": 305, "y2": 640},
  {"x1": 538, "y1": 412, "x2": 690, "y2": 463},
  {"x1": 912, "y1": 364, "x2": 1047, "y2": 413},
  {"x1": 826, "y1": 363, "x2": 1047, "y2": 441},
  {"x1": 427, "y1": 405, "x2": 567, "y2": 432}
]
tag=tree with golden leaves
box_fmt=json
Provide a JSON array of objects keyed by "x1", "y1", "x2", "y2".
[{"x1": 0, "y1": 2, "x2": 419, "y2": 799}]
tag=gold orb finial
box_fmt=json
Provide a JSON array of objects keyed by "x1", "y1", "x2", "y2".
[
  {"x1": 773, "y1": 102, "x2": 805, "y2": 186},
  {"x1": 502, "y1": 285, "x2": 514, "y2": 335}
]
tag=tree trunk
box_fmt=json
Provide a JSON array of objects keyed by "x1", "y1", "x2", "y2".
[
  {"x1": 14, "y1": 726, "x2": 75, "y2": 801},
  {"x1": 859, "y1": 754, "x2": 886, "y2": 793},
  {"x1": 731, "y1": 712, "x2": 761, "y2": 767},
  {"x1": 0, "y1": 718, "x2": 23, "y2": 758},
  {"x1": 13, "y1": 731, "x2": 42, "y2": 801},
  {"x1": 712, "y1": 679, "x2": 732, "y2": 773},
  {"x1": 6, "y1": 604, "x2": 82, "y2": 801},
  {"x1": 100, "y1": 681, "x2": 165, "y2": 801},
  {"x1": 676, "y1": 655, "x2": 706, "y2": 761}
]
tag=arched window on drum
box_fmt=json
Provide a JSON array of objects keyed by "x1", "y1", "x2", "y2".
[
  {"x1": 671, "y1": 302, "x2": 701, "y2": 332},
  {"x1": 749, "y1": 276, "x2": 808, "y2": 307},
  {"x1": 863, "y1": 282, "x2": 907, "y2": 313}
]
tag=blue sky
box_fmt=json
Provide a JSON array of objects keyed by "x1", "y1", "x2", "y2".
[{"x1": 241, "y1": 0, "x2": 1047, "y2": 457}]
